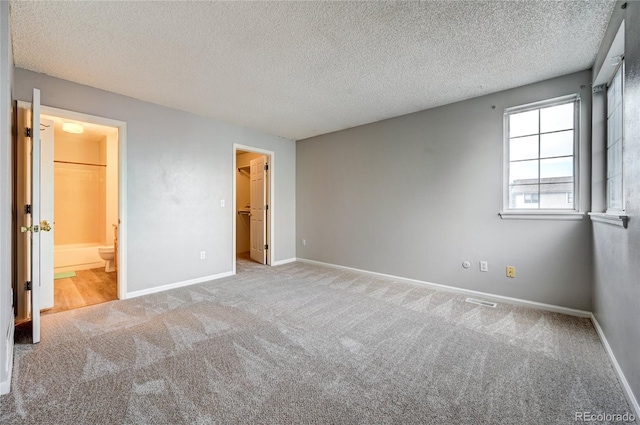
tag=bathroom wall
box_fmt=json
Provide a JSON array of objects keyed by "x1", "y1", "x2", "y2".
[
  {"x1": 236, "y1": 151, "x2": 264, "y2": 254},
  {"x1": 52, "y1": 124, "x2": 120, "y2": 272},
  {"x1": 53, "y1": 134, "x2": 105, "y2": 246}
]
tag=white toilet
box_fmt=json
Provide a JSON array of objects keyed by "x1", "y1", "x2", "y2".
[{"x1": 98, "y1": 246, "x2": 115, "y2": 272}]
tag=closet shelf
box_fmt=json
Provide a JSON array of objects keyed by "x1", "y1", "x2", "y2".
[{"x1": 237, "y1": 210, "x2": 251, "y2": 216}]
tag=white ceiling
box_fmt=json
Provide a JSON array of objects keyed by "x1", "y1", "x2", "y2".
[{"x1": 10, "y1": 1, "x2": 615, "y2": 141}]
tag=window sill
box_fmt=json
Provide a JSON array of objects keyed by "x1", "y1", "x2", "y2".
[
  {"x1": 499, "y1": 211, "x2": 585, "y2": 221},
  {"x1": 588, "y1": 212, "x2": 628, "y2": 229}
]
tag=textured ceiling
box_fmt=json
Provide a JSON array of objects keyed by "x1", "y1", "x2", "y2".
[{"x1": 10, "y1": 1, "x2": 615, "y2": 141}]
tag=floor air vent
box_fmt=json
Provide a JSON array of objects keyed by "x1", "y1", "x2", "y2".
[{"x1": 465, "y1": 297, "x2": 497, "y2": 308}]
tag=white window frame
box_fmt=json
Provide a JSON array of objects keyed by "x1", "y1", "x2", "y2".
[
  {"x1": 590, "y1": 61, "x2": 628, "y2": 229},
  {"x1": 587, "y1": 20, "x2": 628, "y2": 228},
  {"x1": 500, "y1": 94, "x2": 583, "y2": 221},
  {"x1": 605, "y1": 61, "x2": 625, "y2": 214}
]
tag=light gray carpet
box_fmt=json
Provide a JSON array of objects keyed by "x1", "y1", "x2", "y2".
[{"x1": 0, "y1": 259, "x2": 635, "y2": 424}]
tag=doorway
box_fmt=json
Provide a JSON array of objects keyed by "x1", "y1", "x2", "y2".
[
  {"x1": 44, "y1": 114, "x2": 118, "y2": 314},
  {"x1": 233, "y1": 144, "x2": 273, "y2": 273},
  {"x1": 14, "y1": 102, "x2": 127, "y2": 323}
]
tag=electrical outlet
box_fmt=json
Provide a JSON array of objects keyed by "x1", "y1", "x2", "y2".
[
  {"x1": 480, "y1": 261, "x2": 488, "y2": 272},
  {"x1": 302, "y1": 239, "x2": 306, "y2": 246},
  {"x1": 200, "y1": 251, "x2": 206, "y2": 260},
  {"x1": 506, "y1": 266, "x2": 516, "y2": 278}
]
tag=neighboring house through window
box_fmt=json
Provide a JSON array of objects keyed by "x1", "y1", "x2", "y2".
[{"x1": 503, "y1": 94, "x2": 580, "y2": 212}]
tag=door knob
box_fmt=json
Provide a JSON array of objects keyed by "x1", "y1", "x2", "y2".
[{"x1": 20, "y1": 220, "x2": 51, "y2": 233}]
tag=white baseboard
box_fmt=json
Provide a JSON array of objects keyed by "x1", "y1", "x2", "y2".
[
  {"x1": 591, "y1": 314, "x2": 640, "y2": 419},
  {"x1": 125, "y1": 271, "x2": 234, "y2": 299},
  {"x1": 296, "y1": 258, "x2": 591, "y2": 318},
  {"x1": 1, "y1": 314, "x2": 14, "y2": 395},
  {"x1": 0, "y1": 376, "x2": 9, "y2": 395},
  {"x1": 273, "y1": 257, "x2": 297, "y2": 266}
]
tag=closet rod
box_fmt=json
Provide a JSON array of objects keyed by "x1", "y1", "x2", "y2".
[{"x1": 54, "y1": 160, "x2": 106, "y2": 167}]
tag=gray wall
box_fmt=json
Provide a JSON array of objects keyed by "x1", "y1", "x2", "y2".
[
  {"x1": 297, "y1": 71, "x2": 593, "y2": 311},
  {"x1": 0, "y1": 1, "x2": 14, "y2": 393},
  {"x1": 13, "y1": 68, "x2": 296, "y2": 294},
  {"x1": 591, "y1": 1, "x2": 640, "y2": 408}
]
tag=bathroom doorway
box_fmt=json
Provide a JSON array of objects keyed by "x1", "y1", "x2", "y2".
[
  {"x1": 44, "y1": 114, "x2": 119, "y2": 314},
  {"x1": 15, "y1": 102, "x2": 127, "y2": 322},
  {"x1": 233, "y1": 144, "x2": 273, "y2": 273}
]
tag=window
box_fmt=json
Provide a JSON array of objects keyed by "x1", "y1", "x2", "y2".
[
  {"x1": 503, "y1": 95, "x2": 579, "y2": 212},
  {"x1": 587, "y1": 20, "x2": 627, "y2": 228},
  {"x1": 606, "y1": 63, "x2": 624, "y2": 212}
]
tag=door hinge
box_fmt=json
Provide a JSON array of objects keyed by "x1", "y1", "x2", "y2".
[
  {"x1": 25, "y1": 127, "x2": 31, "y2": 137},
  {"x1": 264, "y1": 244, "x2": 269, "y2": 250},
  {"x1": 265, "y1": 204, "x2": 268, "y2": 210},
  {"x1": 264, "y1": 164, "x2": 269, "y2": 171},
  {"x1": 25, "y1": 281, "x2": 32, "y2": 291},
  {"x1": 24, "y1": 204, "x2": 31, "y2": 214}
]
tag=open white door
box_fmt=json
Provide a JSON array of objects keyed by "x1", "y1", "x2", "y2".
[
  {"x1": 21, "y1": 88, "x2": 53, "y2": 343},
  {"x1": 249, "y1": 156, "x2": 267, "y2": 264},
  {"x1": 39, "y1": 119, "x2": 54, "y2": 310}
]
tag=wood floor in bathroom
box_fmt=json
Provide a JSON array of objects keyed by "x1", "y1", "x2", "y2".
[{"x1": 42, "y1": 268, "x2": 117, "y2": 315}]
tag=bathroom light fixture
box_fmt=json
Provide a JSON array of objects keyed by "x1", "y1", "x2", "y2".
[{"x1": 62, "y1": 122, "x2": 84, "y2": 134}]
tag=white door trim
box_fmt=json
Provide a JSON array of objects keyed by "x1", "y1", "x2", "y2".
[
  {"x1": 233, "y1": 144, "x2": 275, "y2": 274},
  {"x1": 18, "y1": 102, "x2": 128, "y2": 300}
]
